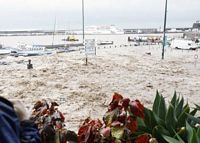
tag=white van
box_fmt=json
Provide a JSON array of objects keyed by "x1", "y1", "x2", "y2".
[{"x1": 171, "y1": 39, "x2": 199, "y2": 50}]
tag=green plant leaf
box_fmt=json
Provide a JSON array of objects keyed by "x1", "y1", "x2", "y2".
[
  {"x1": 162, "y1": 135, "x2": 181, "y2": 143},
  {"x1": 175, "y1": 97, "x2": 184, "y2": 117},
  {"x1": 152, "y1": 91, "x2": 166, "y2": 122},
  {"x1": 153, "y1": 125, "x2": 170, "y2": 136},
  {"x1": 190, "y1": 108, "x2": 197, "y2": 116},
  {"x1": 137, "y1": 117, "x2": 145, "y2": 127},
  {"x1": 153, "y1": 91, "x2": 160, "y2": 115},
  {"x1": 103, "y1": 108, "x2": 119, "y2": 126},
  {"x1": 176, "y1": 134, "x2": 185, "y2": 143},
  {"x1": 151, "y1": 125, "x2": 170, "y2": 143},
  {"x1": 173, "y1": 128, "x2": 185, "y2": 143},
  {"x1": 154, "y1": 113, "x2": 165, "y2": 127},
  {"x1": 195, "y1": 104, "x2": 200, "y2": 111},
  {"x1": 196, "y1": 127, "x2": 200, "y2": 143},
  {"x1": 144, "y1": 108, "x2": 158, "y2": 132},
  {"x1": 177, "y1": 104, "x2": 190, "y2": 127},
  {"x1": 171, "y1": 91, "x2": 177, "y2": 107},
  {"x1": 192, "y1": 129, "x2": 198, "y2": 143},
  {"x1": 165, "y1": 104, "x2": 177, "y2": 135},
  {"x1": 188, "y1": 109, "x2": 198, "y2": 126},
  {"x1": 186, "y1": 121, "x2": 194, "y2": 143},
  {"x1": 187, "y1": 114, "x2": 200, "y2": 124},
  {"x1": 163, "y1": 128, "x2": 185, "y2": 143},
  {"x1": 158, "y1": 95, "x2": 167, "y2": 121}
]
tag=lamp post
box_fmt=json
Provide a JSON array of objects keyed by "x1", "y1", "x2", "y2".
[
  {"x1": 162, "y1": 0, "x2": 168, "y2": 59},
  {"x1": 82, "y1": 0, "x2": 87, "y2": 65},
  {"x1": 82, "y1": 0, "x2": 85, "y2": 43}
]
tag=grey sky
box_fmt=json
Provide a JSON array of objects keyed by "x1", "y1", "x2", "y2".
[{"x1": 0, "y1": 0, "x2": 199, "y2": 30}]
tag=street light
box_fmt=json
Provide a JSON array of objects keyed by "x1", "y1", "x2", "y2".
[
  {"x1": 82, "y1": 0, "x2": 85, "y2": 44},
  {"x1": 162, "y1": 0, "x2": 168, "y2": 59},
  {"x1": 82, "y1": 0, "x2": 88, "y2": 65}
]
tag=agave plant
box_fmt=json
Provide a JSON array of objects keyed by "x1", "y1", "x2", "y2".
[
  {"x1": 163, "y1": 121, "x2": 200, "y2": 143},
  {"x1": 134, "y1": 91, "x2": 198, "y2": 143}
]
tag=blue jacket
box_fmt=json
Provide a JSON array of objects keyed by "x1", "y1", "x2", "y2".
[{"x1": 0, "y1": 97, "x2": 41, "y2": 143}]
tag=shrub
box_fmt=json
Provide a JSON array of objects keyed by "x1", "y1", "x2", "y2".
[
  {"x1": 135, "y1": 91, "x2": 200, "y2": 143},
  {"x1": 78, "y1": 91, "x2": 200, "y2": 143},
  {"x1": 77, "y1": 93, "x2": 148, "y2": 143}
]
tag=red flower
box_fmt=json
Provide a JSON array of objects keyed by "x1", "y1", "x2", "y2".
[
  {"x1": 127, "y1": 116, "x2": 137, "y2": 133},
  {"x1": 129, "y1": 100, "x2": 144, "y2": 119},
  {"x1": 134, "y1": 134, "x2": 150, "y2": 143}
]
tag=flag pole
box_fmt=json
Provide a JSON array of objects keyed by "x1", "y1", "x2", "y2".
[{"x1": 162, "y1": 0, "x2": 168, "y2": 59}]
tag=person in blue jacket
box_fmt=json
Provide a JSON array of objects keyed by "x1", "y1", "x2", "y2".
[{"x1": 0, "y1": 96, "x2": 41, "y2": 143}]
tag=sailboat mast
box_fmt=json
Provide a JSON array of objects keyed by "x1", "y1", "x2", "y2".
[
  {"x1": 52, "y1": 16, "x2": 57, "y2": 46},
  {"x1": 82, "y1": 0, "x2": 85, "y2": 43}
]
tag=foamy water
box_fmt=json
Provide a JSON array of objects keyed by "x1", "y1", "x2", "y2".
[
  {"x1": 2, "y1": 33, "x2": 198, "y2": 132},
  {"x1": 0, "y1": 33, "x2": 182, "y2": 47}
]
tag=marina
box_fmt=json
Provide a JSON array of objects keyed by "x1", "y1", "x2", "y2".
[{"x1": 1, "y1": 32, "x2": 200, "y2": 57}]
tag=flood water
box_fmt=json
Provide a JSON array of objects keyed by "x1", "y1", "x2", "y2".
[{"x1": 0, "y1": 33, "x2": 183, "y2": 47}]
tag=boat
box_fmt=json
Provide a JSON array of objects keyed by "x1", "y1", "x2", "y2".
[
  {"x1": 97, "y1": 41, "x2": 114, "y2": 45},
  {"x1": 0, "y1": 44, "x2": 12, "y2": 55},
  {"x1": 0, "y1": 48, "x2": 11, "y2": 55},
  {"x1": 62, "y1": 35, "x2": 79, "y2": 41},
  {"x1": 75, "y1": 25, "x2": 124, "y2": 35},
  {"x1": 128, "y1": 36, "x2": 162, "y2": 43},
  {"x1": 10, "y1": 43, "x2": 52, "y2": 57}
]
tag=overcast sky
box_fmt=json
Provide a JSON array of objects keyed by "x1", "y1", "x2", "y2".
[{"x1": 0, "y1": 0, "x2": 199, "y2": 30}]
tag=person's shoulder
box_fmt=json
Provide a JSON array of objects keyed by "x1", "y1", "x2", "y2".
[
  {"x1": 0, "y1": 96, "x2": 13, "y2": 107},
  {"x1": 0, "y1": 96, "x2": 17, "y2": 120},
  {"x1": 0, "y1": 96, "x2": 20, "y2": 130}
]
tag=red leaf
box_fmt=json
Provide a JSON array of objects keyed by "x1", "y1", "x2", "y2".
[
  {"x1": 108, "y1": 93, "x2": 123, "y2": 111},
  {"x1": 112, "y1": 93, "x2": 123, "y2": 103},
  {"x1": 101, "y1": 127, "x2": 111, "y2": 138},
  {"x1": 59, "y1": 111, "x2": 65, "y2": 122},
  {"x1": 134, "y1": 134, "x2": 150, "y2": 143},
  {"x1": 55, "y1": 121, "x2": 63, "y2": 129},
  {"x1": 89, "y1": 119, "x2": 103, "y2": 129},
  {"x1": 117, "y1": 111, "x2": 127, "y2": 124},
  {"x1": 129, "y1": 100, "x2": 144, "y2": 119},
  {"x1": 127, "y1": 116, "x2": 137, "y2": 133},
  {"x1": 78, "y1": 125, "x2": 91, "y2": 143},
  {"x1": 82, "y1": 117, "x2": 91, "y2": 126},
  {"x1": 33, "y1": 101, "x2": 43, "y2": 110},
  {"x1": 78, "y1": 119, "x2": 103, "y2": 143},
  {"x1": 121, "y1": 98, "x2": 130, "y2": 110}
]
